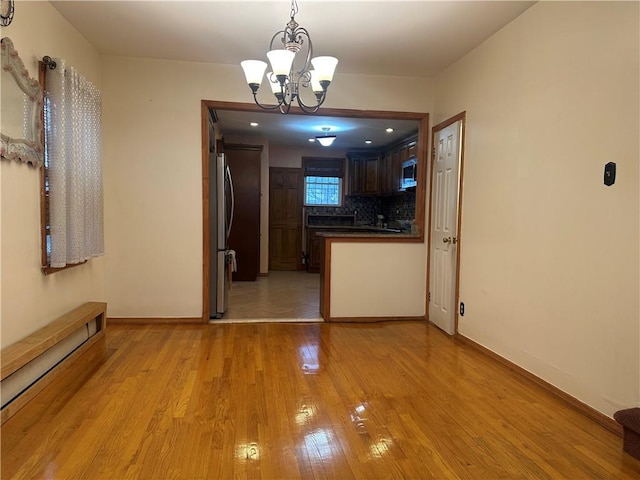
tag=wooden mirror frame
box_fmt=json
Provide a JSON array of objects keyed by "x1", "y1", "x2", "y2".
[{"x1": 0, "y1": 37, "x2": 44, "y2": 167}]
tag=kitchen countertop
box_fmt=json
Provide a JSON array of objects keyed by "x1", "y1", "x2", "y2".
[{"x1": 314, "y1": 228, "x2": 420, "y2": 239}]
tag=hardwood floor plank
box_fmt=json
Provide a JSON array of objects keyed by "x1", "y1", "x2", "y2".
[{"x1": 2, "y1": 321, "x2": 639, "y2": 479}]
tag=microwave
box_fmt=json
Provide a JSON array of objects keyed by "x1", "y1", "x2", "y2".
[{"x1": 401, "y1": 158, "x2": 417, "y2": 190}]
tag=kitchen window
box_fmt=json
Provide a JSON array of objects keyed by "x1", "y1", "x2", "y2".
[
  {"x1": 304, "y1": 176, "x2": 343, "y2": 206},
  {"x1": 302, "y1": 156, "x2": 345, "y2": 207}
]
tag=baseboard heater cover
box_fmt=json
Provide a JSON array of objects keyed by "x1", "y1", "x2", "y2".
[{"x1": 1, "y1": 319, "x2": 97, "y2": 409}]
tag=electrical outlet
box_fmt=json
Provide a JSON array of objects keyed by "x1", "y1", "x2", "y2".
[{"x1": 459, "y1": 302, "x2": 465, "y2": 316}]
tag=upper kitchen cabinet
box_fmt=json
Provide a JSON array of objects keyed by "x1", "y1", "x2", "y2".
[
  {"x1": 347, "y1": 153, "x2": 381, "y2": 196},
  {"x1": 347, "y1": 133, "x2": 418, "y2": 197},
  {"x1": 380, "y1": 149, "x2": 401, "y2": 195}
]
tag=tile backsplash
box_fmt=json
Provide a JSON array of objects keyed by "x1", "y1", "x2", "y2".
[{"x1": 305, "y1": 191, "x2": 416, "y2": 227}]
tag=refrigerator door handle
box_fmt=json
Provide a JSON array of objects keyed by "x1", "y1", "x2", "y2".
[{"x1": 226, "y1": 164, "x2": 235, "y2": 241}]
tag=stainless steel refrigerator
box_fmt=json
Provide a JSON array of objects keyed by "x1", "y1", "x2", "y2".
[{"x1": 210, "y1": 153, "x2": 234, "y2": 319}]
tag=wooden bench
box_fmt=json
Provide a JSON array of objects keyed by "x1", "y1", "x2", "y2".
[{"x1": 1, "y1": 302, "x2": 107, "y2": 425}]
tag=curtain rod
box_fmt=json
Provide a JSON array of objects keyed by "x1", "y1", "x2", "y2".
[{"x1": 42, "y1": 56, "x2": 56, "y2": 70}]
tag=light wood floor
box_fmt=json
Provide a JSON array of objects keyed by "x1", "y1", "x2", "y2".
[
  {"x1": 222, "y1": 270, "x2": 321, "y2": 322},
  {"x1": 3, "y1": 322, "x2": 639, "y2": 479}
]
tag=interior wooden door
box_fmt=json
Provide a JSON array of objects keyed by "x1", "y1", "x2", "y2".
[
  {"x1": 269, "y1": 167, "x2": 303, "y2": 270},
  {"x1": 429, "y1": 120, "x2": 462, "y2": 335},
  {"x1": 225, "y1": 144, "x2": 262, "y2": 282}
]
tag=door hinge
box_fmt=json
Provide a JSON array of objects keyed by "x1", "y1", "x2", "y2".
[{"x1": 428, "y1": 292, "x2": 431, "y2": 302}]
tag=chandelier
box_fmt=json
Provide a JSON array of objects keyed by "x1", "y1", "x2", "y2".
[{"x1": 240, "y1": 0, "x2": 338, "y2": 114}]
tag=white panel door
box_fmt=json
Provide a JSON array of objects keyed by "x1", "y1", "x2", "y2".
[{"x1": 429, "y1": 121, "x2": 462, "y2": 335}]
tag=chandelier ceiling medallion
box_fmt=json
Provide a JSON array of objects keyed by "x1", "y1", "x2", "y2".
[{"x1": 240, "y1": 0, "x2": 338, "y2": 114}]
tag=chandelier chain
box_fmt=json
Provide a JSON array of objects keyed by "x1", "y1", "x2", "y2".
[{"x1": 290, "y1": 0, "x2": 298, "y2": 19}]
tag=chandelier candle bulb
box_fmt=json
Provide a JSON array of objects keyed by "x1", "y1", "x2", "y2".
[
  {"x1": 240, "y1": 60, "x2": 267, "y2": 90},
  {"x1": 311, "y1": 56, "x2": 339, "y2": 84},
  {"x1": 309, "y1": 70, "x2": 323, "y2": 93},
  {"x1": 267, "y1": 50, "x2": 295, "y2": 79},
  {"x1": 266, "y1": 73, "x2": 282, "y2": 95}
]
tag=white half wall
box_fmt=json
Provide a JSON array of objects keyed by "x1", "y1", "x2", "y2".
[
  {"x1": 433, "y1": 1, "x2": 640, "y2": 417},
  {"x1": 330, "y1": 242, "x2": 426, "y2": 318},
  {"x1": 0, "y1": 2, "x2": 104, "y2": 348}
]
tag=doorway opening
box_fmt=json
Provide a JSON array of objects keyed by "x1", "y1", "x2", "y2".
[{"x1": 201, "y1": 101, "x2": 429, "y2": 322}]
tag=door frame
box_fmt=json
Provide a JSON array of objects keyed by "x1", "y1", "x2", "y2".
[
  {"x1": 426, "y1": 112, "x2": 466, "y2": 334},
  {"x1": 201, "y1": 100, "x2": 429, "y2": 322}
]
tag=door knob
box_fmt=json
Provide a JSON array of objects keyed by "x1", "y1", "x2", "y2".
[{"x1": 443, "y1": 237, "x2": 451, "y2": 244}]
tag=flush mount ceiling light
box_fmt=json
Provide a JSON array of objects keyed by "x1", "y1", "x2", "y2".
[
  {"x1": 240, "y1": 0, "x2": 338, "y2": 114},
  {"x1": 316, "y1": 127, "x2": 336, "y2": 147}
]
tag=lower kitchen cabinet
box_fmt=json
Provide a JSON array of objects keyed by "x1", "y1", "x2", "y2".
[{"x1": 307, "y1": 228, "x2": 325, "y2": 273}]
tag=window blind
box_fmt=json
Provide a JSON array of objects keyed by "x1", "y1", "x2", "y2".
[{"x1": 302, "y1": 157, "x2": 345, "y2": 178}]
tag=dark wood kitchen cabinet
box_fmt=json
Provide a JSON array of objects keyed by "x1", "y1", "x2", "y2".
[
  {"x1": 348, "y1": 154, "x2": 380, "y2": 196},
  {"x1": 224, "y1": 143, "x2": 262, "y2": 281},
  {"x1": 307, "y1": 228, "x2": 324, "y2": 273},
  {"x1": 380, "y1": 150, "x2": 401, "y2": 194},
  {"x1": 346, "y1": 133, "x2": 418, "y2": 197}
]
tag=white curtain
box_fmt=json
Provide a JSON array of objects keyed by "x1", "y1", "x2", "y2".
[{"x1": 45, "y1": 59, "x2": 104, "y2": 268}]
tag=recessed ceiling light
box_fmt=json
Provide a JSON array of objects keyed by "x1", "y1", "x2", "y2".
[
  {"x1": 386, "y1": 128, "x2": 394, "y2": 133},
  {"x1": 365, "y1": 140, "x2": 372, "y2": 144},
  {"x1": 308, "y1": 138, "x2": 315, "y2": 142},
  {"x1": 250, "y1": 122, "x2": 259, "y2": 127}
]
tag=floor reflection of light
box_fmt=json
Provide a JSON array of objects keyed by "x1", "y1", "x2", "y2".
[
  {"x1": 298, "y1": 344, "x2": 319, "y2": 374},
  {"x1": 369, "y1": 438, "x2": 392, "y2": 458},
  {"x1": 45, "y1": 462, "x2": 57, "y2": 480},
  {"x1": 303, "y1": 429, "x2": 335, "y2": 460},
  {"x1": 236, "y1": 442, "x2": 260, "y2": 461},
  {"x1": 295, "y1": 404, "x2": 315, "y2": 426},
  {"x1": 350, "y1": 402, "x2": 368, "y2": 424}
]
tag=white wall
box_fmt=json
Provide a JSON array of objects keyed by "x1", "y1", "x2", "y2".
[
  {"x1": 331, "y1": 242, "x2": 426, "y2": 318},
  {"x1": 0, "y1": 2, "x2": 104, "y2": 348},
  {"x1": 433, "y1": 1, "x2": 639, "y2": 416},
  {"x1": 101, "y1": 55, "x2": 433, "y2": 318}
]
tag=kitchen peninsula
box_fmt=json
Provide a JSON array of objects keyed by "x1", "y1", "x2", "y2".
[
  {"x1": 305, "y1": 213, "x2": 416, "y2": 272},
  {"x1": 303, "y1": 128, "x2": 428, "y2": 322},
  {"x1": 316, "y1": 227, "x2": 424, "y2": 322}
]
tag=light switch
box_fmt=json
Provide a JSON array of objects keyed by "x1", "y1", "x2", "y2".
[{"x1": 604, "y1": 162, "x2": 616, "y2": 186}]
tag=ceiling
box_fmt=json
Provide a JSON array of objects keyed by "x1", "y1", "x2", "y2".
[
  {"x1": 212, "y1": 109, "x2": 422, "y2": 149},
  {"x1": 50, "y1": 0, "x2": 535, "y2": 149}
]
